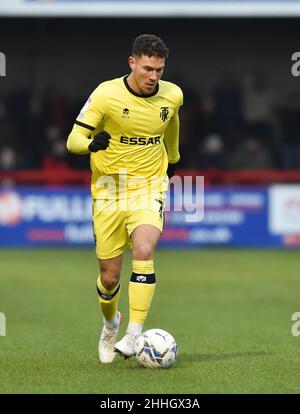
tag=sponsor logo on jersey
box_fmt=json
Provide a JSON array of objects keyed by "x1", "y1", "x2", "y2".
[
  {"x1": 78, "y1": 96, "x2": 92, "y2": 119},
  {"x1": 136, "y1": 275, "x2": 147, "y2": 282},
  {"x1": 120, "y1": 136, "x2": 161, "y2": 145},
  {"x1": 160, "y1": 106, "x2": 169, "y2": 122},
  {"x1": 122, "y1": 108, "x2": 130, "y2": 118}
]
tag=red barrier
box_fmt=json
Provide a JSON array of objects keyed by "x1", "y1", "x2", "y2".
[
  {"x1": 0, "y1": 169, "x2": 91, "y2": 186},
  {"x1": 177, "y1": 169, "x2": 300, "y2": 185},
  {"x1": 1, "y1": 169, "x2": 300, "y2": 186}
]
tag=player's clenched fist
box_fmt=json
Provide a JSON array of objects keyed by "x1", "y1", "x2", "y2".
[
  {"x1": 88, "y1": 131, "x2": 111, "y2": 152},
  {"x1": 167, "y1": 162, "x2": 179, "y2": 179}
]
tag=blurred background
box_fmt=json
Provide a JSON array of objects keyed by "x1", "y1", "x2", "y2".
[{"x1": 1, "y1": 1, "x2": 300, "y2": 249}]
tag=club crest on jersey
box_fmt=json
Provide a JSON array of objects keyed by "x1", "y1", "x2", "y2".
[
  {"x1": 160, "y1": 106, "x2": 169, "y2": 122},
  {"x1": 122, "y1": 108, "x2": 130, "y2": 118}
]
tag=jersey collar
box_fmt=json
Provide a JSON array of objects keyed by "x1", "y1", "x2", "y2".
[{"x1": 123, "y1": 75, "x2": 159, "y2": 98}]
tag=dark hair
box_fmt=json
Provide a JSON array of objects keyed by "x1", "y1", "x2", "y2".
[{"x1": 132, "y1": 34, "x2": 169, "y2": 59}]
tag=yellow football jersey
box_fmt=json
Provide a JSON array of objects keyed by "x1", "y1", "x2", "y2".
[{"x1": 69, "y1": 75, "x2": 183, "y2": 199}]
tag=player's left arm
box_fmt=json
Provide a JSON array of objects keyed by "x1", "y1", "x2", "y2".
[
  {"x1": 163, "y1": 87, "x2": 183, "y2": 178},
  {"x1": 164, "y1": 111, "x2": 180, "y2": 164}
]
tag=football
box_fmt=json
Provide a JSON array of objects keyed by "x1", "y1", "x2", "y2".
[{"x1": 134, "y1": 328, "x2": 178, "y2": 368}]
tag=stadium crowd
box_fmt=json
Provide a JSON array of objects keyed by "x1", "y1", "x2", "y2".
[{"x1": 1, "y1": 69, "x2": 300, "y2": 172}]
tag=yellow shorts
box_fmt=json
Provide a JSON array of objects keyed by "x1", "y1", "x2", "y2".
[{"x1": 92, "y1": 192, "x2": 166, "y2": 259}]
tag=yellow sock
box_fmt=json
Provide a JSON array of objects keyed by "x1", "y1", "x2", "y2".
[
  {"x1": 97, "y1": 276, "x2": 120, "y2": 323},
  {"x1": 128, "y1": 260, "x2": 156, "y2": 327}
]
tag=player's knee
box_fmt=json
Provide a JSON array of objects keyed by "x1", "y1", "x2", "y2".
[
  {"x1": 133, "y1": 242, "x2": 154, "y2": 260},
  {"x1": 100, "y1": 270, "x2": 120, "y2": 291}
]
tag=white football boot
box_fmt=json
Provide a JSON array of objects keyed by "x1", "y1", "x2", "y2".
[
  {"x1": 114, "y1": 333, "x2": 138, "y2": 359},
  {"x1": 98, "y1": 311, "x2": 122, "y2": 364}
]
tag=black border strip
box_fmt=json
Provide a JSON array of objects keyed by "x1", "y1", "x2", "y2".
[
  {"x1": 123, "y1": 75, "x2": 159, "y2": 98},
  {"x1": 96, "y1": 283, "x2": 120, "y2": 300},
  {"x1": 74, "y1": 120, "x2": 95, "y2": 131}
]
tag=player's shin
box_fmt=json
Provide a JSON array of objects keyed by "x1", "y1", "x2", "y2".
[
  {"x1": 127, "y1": 260, "x2": 156, "y2": 335},
  {"x1": 97, "y1": 276, "x2": 121, "y2": 329}
]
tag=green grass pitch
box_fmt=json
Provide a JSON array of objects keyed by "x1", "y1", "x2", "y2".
[{"x1": 1, "y1": 248, "x2": 300, "y2": 394}]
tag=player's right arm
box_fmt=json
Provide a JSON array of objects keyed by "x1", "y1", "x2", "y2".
[
  {"x1": 66, "y1": 123, "x2": 94, "y2": 154},
  {"x1": 66, "y1": 86, "x2": 109, "y2": 154},
  {"x1": 67, "y1": 125, "x2": 111, "y2": 154}
]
